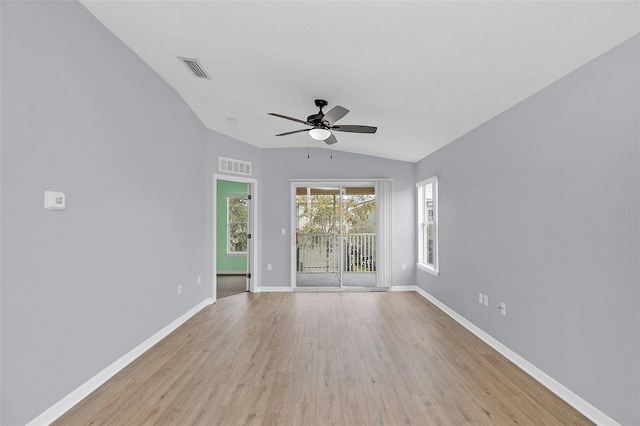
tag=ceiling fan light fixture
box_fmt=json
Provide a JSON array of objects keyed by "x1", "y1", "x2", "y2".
[{"x1": 309, "y1": 128, "x2": 331, "y2": 141}]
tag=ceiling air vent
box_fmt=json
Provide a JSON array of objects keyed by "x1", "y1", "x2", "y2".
[
  {"x1": 219, "y1": 157, "x2": 252, "y2": 176},
  {"x1": 178, "y1": 57, "x2": 210, "y2": 79}
]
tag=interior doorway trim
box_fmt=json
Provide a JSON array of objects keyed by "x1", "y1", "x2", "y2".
[{"x1": 213, "y1": 174, "x2": 258, "y2": 301}]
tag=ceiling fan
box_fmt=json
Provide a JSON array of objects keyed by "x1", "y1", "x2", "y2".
[{"x1": 268, "y1": 99, "x2": 377, "y2": 145}]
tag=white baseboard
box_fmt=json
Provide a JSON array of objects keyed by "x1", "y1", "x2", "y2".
[
  {"x1": 391, "y1": 285, "x2": 418, "y2": 292},
  {"x1": 27, "y1": 298, "x2": 214, "y2": 426},
  {"x1": 413, "y1": 286, "x2": 618, "y2": 426},
  {"x1": 256, "y1": 286, "x2": 292, "y2": 292},
  {"x1": 27, "y1": 289, "x2": 617, "y2": 426}
]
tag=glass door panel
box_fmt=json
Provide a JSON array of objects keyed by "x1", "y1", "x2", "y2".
[
  {"x1": 341, "y1": 186, "x2": 376, "y2": 287},
  {"x1": 295, "y1": 184, "x2": 377, "y2": 288},
  {"x1": 295, "y1": 186, "x2": 341, "y2": 287}
]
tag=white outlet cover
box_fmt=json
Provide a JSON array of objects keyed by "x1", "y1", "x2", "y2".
[
  {"x1": 500, "y1": 302, "x2": 507, "y2": 316},
  {"x1": 479, "y1": 292, "x2": 484, "y2": 304},
  {"x1": 44, "y1": 191, "x2": 65, "y2": 210},
  {"x1": 483, "y1": 294, "x2": 489, "y2": 306}
]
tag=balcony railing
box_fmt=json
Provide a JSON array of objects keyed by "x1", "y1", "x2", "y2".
[{"x1": 296, "y1": 233, "x2": 376, "y2": 273}]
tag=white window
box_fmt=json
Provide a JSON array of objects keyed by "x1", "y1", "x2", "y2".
[
  {"x1": 417, "y1": 177, "x2": 438, "y2": 276},
  {"x1": 227, "y1": 195, "x2": 248, "y2": 254}
]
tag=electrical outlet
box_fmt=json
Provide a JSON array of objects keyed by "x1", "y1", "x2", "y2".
[
  {"x1": 281, "y1": 228, "x2": 286, "y2": 236},
  {"x1": 267, "y1": 264, "x2": 272, "y2": 271},
  {"x1": 500, "y1": 302, "x2": 507, "y2": 316},
  {"x1": 197, "y1": 276, "x2": 202, "y2": 285},
  {"x1": 479, "y1": 292, "x2": 484, "y2": 304},
  {"x1": 401, "y1": 263, "x2": 406, "y2": 270},
  {"x1": 177, "y1": 285, "x2": 182, "y2": 295},
  {"x1": 483, "y1": 294, "x2": 489, "y2": 306}
]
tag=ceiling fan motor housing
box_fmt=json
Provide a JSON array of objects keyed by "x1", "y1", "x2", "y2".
[
  {"x1": 308, "y1": 99, "x2": 329, "y2": 124},
  {"x1": 307, "y1": 113, "x2": 325, "y2": 125}
]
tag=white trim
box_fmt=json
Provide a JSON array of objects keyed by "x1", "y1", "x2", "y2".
[
  {"x1": 256, "y1": 286, "x2": 293, "y2": 293},
  {"x1": 213, "y1": 174, "x2": 259, "y2": 300},
  {"x1": 391, "y1": 285, "x2": 418, "y2": 292},
  {"x1": 416, "y1": 177, "x2": 439, "y2": 275},
  {"x1": 416, "y1": 176, "x2": 438, "y2": 188},
  {"x1": 417, "y1": 262, "x2": 439, "y2": 276},
  {"x1": 290, "y1": 180, "x2": 391, "y2": 290},
  {"x1": 289, "y1": 183, "x2": 297, "y2": 290},
  {"x1": 27, "y1": 288, "x2": 616, "y2": 425},
  {"x1": 27, "y1": 298, "x2": 213, "y2": 426},
  {"x1": 412, "y1": 287, "x2": 619, "y2": 426}
]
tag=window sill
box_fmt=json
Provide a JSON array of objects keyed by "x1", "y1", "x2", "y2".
[
  {"x1": 226, "y1": 252, "x2": 247, "y2": 256},
  {"x1": 417, "y1": 263, "x2": 439, "y2": 277}
]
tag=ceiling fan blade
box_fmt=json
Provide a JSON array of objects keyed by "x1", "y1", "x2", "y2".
[
  {"x1": 331, "y1": 125, "x2": 377, "y2": 134},
  {"x1": 275, "y1": 128, "x2": 310, "y2": 137},
  {"x1": 321, "y1": 106, "x2": 349, "y2": 125},
  {"x1": 268, "y1": 112, "x2": 311, "y2": 126},
  {"x1": 324, "y1": 133, "x2": 338, "y2": 145}
]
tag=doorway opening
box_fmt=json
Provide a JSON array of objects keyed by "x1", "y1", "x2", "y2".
[
  {"x1": 293, "y1": 183, "x2": 378, "y2": 289},
  {"x1": 213, "y1": 175, "x2": 257, "y2": 300}
]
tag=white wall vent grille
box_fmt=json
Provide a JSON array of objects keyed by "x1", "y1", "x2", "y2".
[
  {"x1": 219, "y1": 157, "x2": 252, "y2": 176},
  {"x1": 178, "y1": 57, "x2": 210, "y2": 79}
]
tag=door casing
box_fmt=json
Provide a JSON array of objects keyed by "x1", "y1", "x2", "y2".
[{"x1": 213, "y1": 174, "x2": 258, "y2": 301}]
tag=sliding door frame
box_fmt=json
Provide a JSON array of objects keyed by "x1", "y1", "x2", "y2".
[{"x1": 289, "y1": 179, "x2": 392, "y2": 290}]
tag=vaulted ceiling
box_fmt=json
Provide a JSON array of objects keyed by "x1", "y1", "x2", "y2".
[{"x1": 81, "y1": 1, "x2": 639, "y2": 162}]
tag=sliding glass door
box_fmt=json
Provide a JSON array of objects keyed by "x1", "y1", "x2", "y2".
[{"x1": 295, "y1": 184, "x2": 376, "y2": 288}]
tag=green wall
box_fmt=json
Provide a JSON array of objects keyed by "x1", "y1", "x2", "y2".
[{"x1": 216, "y1": 180, "x2": 248, "y2": 273}]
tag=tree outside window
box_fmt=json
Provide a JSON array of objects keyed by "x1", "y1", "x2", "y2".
[{"x1": 227, "y1": 195, "x2": 248, "y2": 254}]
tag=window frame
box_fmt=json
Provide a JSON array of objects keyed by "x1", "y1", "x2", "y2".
[
  {"x1": 226, "y1": 194, "x2": 248, "y2": 255},
  {"x1": 416, "y1": 177, "x2": 439, "y2": 276}
]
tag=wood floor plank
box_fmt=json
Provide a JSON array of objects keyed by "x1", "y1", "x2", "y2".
[{"x1": 54, "y1": 292, "x2": 591, "y2": 425}]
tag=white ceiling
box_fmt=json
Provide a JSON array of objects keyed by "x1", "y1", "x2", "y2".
[{"x1": 80, "y1": 1, "x2": 639, "y2": 163}]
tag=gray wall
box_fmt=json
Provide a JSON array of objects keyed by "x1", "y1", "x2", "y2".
[
  {"x1": 204, "y1": 130, "x2": 262, "y2": 294},
  {"x1": 415, "y1": 35, "x2": 640, "y2": 425},
  {"x1": 2, "y1": 1, "x2": 637, "y2": 425},
  {"x1": 1, "y1": 2, "x2": 209, "y2": 424},
  {"x1": 260, "y1": 148, "x2": 415, "y2": 288}
]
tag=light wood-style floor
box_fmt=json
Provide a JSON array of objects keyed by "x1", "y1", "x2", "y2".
[{"x1": 55, "y1": 292, "x2": 591, "y2": 425}]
